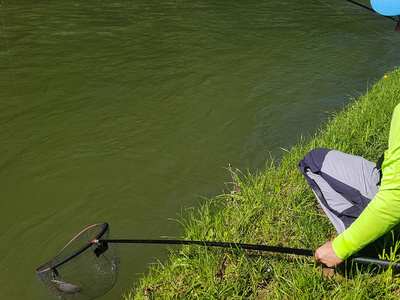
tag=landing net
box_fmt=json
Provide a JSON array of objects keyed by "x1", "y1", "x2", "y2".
[{"x1": 35, "y1": 222, "x2": 119, "y2": 299}]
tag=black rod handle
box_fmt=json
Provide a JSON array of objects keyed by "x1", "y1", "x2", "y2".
[{"x1": 352, "y1": 256, "x2": 400, "y2": 269}]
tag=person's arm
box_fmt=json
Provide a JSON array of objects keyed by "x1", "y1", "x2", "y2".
[{"x1": 332, "y1": 174, "x2": 400, "y2": 259}]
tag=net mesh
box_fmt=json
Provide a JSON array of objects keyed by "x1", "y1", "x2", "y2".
[{"x1": 35, "y1": 223, "x2": 120, "y2": 300}]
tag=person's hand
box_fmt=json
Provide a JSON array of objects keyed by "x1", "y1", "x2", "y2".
[{"x1": 314, "y1": 241, "x2": 344, "y2": 268}]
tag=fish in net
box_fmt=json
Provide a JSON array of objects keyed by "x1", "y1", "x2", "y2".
[{"x1": 35, "y1": 222, "x2": 120, "y2": 300}]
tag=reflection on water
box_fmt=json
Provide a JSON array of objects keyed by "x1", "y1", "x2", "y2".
[{"x1": 0, "y1": 0, "x2": 399, "y2": 299}]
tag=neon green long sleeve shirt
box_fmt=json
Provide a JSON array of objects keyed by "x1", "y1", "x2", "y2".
[{"x1": 332, "y1": 104, "x2": 400, "y2": 260}]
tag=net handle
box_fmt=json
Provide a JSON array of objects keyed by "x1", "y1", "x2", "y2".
[
  {"x1": 93, "y1": 238, "x2": 400, "y2": 269},
  {"x1": 94, "y1": 238, "x2": 313, "y2": 256}
]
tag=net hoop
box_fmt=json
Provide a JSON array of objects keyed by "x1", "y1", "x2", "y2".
[{"x1": 35, "y1": 222, "x2": 109, "y2": 274}]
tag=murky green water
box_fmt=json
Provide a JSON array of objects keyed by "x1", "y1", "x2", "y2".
[{"x1": 1, "y1": 0, "x2": 399, "y2": 299}]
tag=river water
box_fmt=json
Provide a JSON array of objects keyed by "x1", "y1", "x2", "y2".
[{"x1": 1, "y1": 0, "x2": 399, "y2": 299}]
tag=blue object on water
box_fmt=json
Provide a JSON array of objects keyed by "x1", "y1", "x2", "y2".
[{"x1": 370, "y1": 0, "x2": 400, "y2": 16}]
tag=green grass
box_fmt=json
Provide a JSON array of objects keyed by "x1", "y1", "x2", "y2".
[{"x1": 124, "y1": 68, "x2": 400, "y2": 299}]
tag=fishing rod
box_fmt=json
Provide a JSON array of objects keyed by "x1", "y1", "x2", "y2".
[
  {"x1": 347, "y1": 0, "x2": 399, "y2": 22},
  {"x1": 93, "y1": 237, "x2": 400, "y2": 270},
  {"x1": 346, "y1": 0, "x2": 400, "y2": 32}
]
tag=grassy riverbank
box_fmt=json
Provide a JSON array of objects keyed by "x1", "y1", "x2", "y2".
[{"x1": 125, "y1": 68, "x2": 400, "y2": 299}]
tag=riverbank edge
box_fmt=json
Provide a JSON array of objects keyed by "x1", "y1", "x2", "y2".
[{"x1": 125, "y1": 67, "x2": 400, "y2": 299}]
